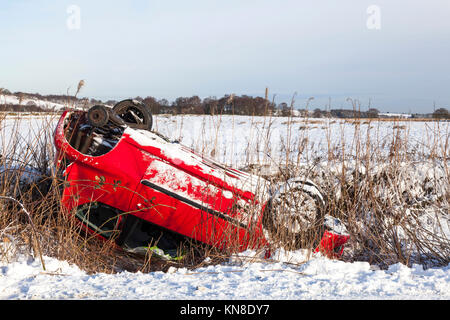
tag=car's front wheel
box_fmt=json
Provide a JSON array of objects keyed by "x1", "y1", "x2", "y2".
[{"x1": 113, "y1": 99, "x2": 153, "y2": 131}]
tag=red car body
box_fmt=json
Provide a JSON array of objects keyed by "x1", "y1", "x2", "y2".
[{"x1": 54, "y1": 109, "x2": 349, "y2": 257}]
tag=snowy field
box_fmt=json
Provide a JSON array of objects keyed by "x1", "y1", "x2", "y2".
[
  {"x1": 151, "y1": 115, "x2": 449, "y2": 170},
  {"x1": 0, "y1": 113, "x2": 449, "y2": 300},
  {"x1": 3, "y1": 113, "x2": 448, "y2": 167}
]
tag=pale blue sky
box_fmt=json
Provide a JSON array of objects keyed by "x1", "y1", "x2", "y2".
[{"x1": 1, "y1": 0, "x2": 449, "y2": 113}]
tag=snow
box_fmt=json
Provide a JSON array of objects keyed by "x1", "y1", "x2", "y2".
[
  {"x1": 127, "y1": 126, "x2": 267, "y2": 196},
  {"x1": 324, "y1": 215, "x2": 350, "y2": 236},
  {"x1": 0, "y1": 114, "x2": 449, "y2": 300},
  {"x1": 1, "y1": 249, "x2": 449, "y2": 300},
  {"x1": 379, "y1": 112, "x2": 412, "y2": 118},
  {"x1": 151, "y1": 115, "x2": 449, "y2": 168},
  {"x1": 1, "y1": 94, "x2": 66, "y2": 111},
  {"x1": 143, "y1": 157, "x2": 229, "y2": 208}
]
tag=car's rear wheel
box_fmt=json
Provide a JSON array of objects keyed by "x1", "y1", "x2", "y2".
[
  {"x1": 87, "y1": 105, "x2": 110, "y2": 127},
  {"x1": 262, "y1": 179, "x2": 325, "y2": 250},
  {"x1": 113, "y1": 99, "x2": 153, "y2": 131}
]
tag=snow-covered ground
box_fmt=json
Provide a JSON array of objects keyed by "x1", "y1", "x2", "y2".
[
  {"x1": 0, "y1": 94, "x2": 66, "y2": 111},
  {"x1": 151, "y1": 114, "x2": 449, "y2": 168},
  {"x1": 1, "y1": 249, "x2": 449, "y2": 300},
  {"x1": 0, "y1": 113, "x2": 449, "y2": 300},
  {"x1": 379, "y1": 112, "x2": 412, "y2": 118}
]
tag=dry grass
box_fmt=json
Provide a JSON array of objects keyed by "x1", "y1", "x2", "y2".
[
  {"x1": 262, "y1": 116, "x2": 449, "y2": 268},
  {"x1": 0, "y1": 112, "x2": 448, "y2": 274}
]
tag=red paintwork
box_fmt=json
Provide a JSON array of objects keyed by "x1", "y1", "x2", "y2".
[
  {"x1": 54, "y1": 110, "x2": 349, "y2": 257},
  {"x1": 54, "y1": 111, "x2": 267, "y2": 250},
  {"x1": 314, "y1": 230, "x2": 350, "y2": 258}
]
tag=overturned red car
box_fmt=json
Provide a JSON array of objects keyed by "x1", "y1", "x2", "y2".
[{"x1": 54, "y1": 100, "x2": 349, "y2": 259}]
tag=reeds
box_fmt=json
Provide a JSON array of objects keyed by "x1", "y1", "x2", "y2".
[
  {"x1": 154, "y1": 112, "x2": 449, "y2": 268},
  {"x1": 1, "y1": 110, "x2": 448, "y2": 274}
]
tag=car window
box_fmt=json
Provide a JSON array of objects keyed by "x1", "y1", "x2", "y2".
[{"x1": 75, "y1": 202, "x2": 122, "y2": 240}]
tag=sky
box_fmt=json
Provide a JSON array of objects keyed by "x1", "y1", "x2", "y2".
[{"x1": 1, "y1": 0, "x2": 449, "y2": 113}]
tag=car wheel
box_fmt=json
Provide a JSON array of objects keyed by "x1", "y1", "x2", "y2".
[
  {"x1": 113, "y1": 99, "x2": 153, "y2": 130},
  {"x1": 87, "y1": 105, "x2": 110, "y2": 127},
  {"x1": 262, "y1": 178, "x2": 325, "y2": 250}
]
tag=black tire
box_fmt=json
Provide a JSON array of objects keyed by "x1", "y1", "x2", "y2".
[
  {"x1": 87, "y1": 105, "x2": 110, "y2": 127},
  {"x1": 262, "y1": 179, "x2": 325, "y2": 250},
  {"x1": 113, "y1": 99, "x2": 153, "y2": 130}
]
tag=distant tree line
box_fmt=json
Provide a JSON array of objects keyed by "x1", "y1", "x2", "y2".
[
  {"x1": 432, "y1": 108, "x2": 450, "y2": 119},
  {"x1": 103, "y1": 95, "x2": 276, "y2": 116},
  {"x1": 310, "y1": 108, "x2": 382, "y2": 119},
  {"x1": 1, "y1": 88, "x2": 449, "y2": 118}
]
